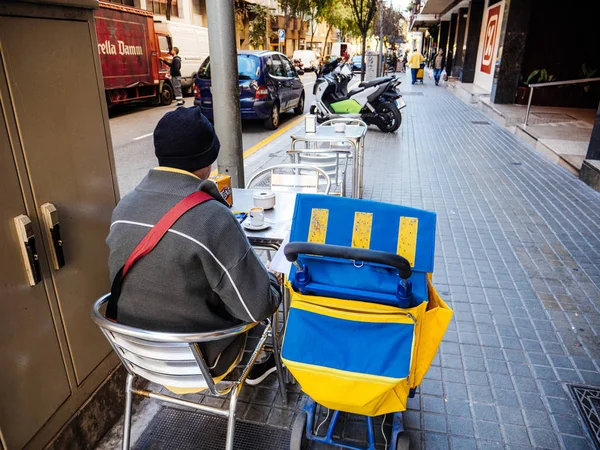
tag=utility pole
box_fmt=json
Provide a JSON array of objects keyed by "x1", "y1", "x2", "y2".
[
  {"x1": 205, "y1": 0, "x2": 244, "y2": 187},
  {"x1": 378, "y1": 0, "x2": 384, "y2": 76}
]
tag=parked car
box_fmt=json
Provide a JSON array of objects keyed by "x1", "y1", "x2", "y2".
[
  {"x1": 351, "y1": 55, "x2": 363, "y2": 72},
  {"x1": 292, "y1": 50, "x2": 320, "y2": 72},
  {"x1": 194, "y1": 51, "x2": 305, "y2": 129}
]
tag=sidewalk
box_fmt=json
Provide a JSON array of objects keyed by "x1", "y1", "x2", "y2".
[{"x1": 98, "y1": 72, "x2": 600, "y2": 450}]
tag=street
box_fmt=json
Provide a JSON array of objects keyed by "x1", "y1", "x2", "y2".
[{"x1": 109, "y1": 72, "x2": 318, "y2": 195}]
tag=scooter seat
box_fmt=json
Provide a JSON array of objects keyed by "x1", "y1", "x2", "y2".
[
  {"x1": 358, "y1": 76, "x2": 394, "y2": 88},
  {"x1": 347, "y1": 87, "x2": 364, "y2": 97}
]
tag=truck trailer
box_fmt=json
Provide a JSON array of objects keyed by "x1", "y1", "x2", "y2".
[{"x1": 94, "y1": 2, "x2": 173, "y2": 106}]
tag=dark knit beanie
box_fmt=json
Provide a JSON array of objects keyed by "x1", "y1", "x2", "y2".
[{"x1": 154, "y1": 106, "x2": 220, "y2": 172}]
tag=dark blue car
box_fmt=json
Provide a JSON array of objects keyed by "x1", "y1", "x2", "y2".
[{"x1": 194, "y1": 50, "x2": 305, "y2": 130}]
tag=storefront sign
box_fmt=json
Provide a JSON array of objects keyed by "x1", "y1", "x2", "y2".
[{"x1": 480, "y1": 4, "x2": 501, "y2": 74}]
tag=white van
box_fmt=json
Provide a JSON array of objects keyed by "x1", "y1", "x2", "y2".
[
  {"x1": 155, "y1": 21, "x2": 210, "y2": 94},
  {"x1": 330, "y1": 42, "x2": 356, "y2": 59},
  {"x1": 292, "y1": 50, "x2": 320, "y2": 72}
]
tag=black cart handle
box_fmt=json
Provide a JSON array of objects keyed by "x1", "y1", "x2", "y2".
[{"x1": 284, "y1": 242, "x2": 412, "y2": 280}]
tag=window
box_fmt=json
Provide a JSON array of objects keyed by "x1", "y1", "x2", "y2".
[
  {"x1": 280, "y1": 56, "x2": 296, "y2": 78},
  {"x1": 267, "y1": 55, "x2": 285, "y2": 77},
  {"x1": 146, "y1": 0, "x2": 179, "y2": 17},
  {"x1": 158, "y1": 35, "x2": 170, "y2": 53},
  {"x1": 196, "y1": 55, "x2": 260, "y2": 81},
  {"x1": 108, "y1": 0, "x2": 134, "y2": 5},
  {"x1": 237, "y1": 55, "x2": 260, "y2": 80}
]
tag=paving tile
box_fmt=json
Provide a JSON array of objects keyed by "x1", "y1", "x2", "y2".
[
  {"x1": 471, "y1": 403, "x2": 497, "y2": 422},
  {"x1": 522, "y1": 410, "x2": 553, "y2": 430},
  {"x1": 450, "y1": 435, "x2": 477, "y2": 450},
  {"x1": 445, "y1": 399, "x2": 472, "y2": 418},
  {"x1": 530, "y1": 427, "x2": 560, "y2": 449},
  {"x1": 424, "y1": 432, "x2": 450, "y2": 450},
  {"x1": 447, "y1": 416, "x2": 474, "y2": 437},
  {"x1": 560, "y1": 435, "x2": 593, "y2": 450},
  {"x1": 423, "y1": 413, "x2": 447, "y2": 433},
  {"x1": 474, "y1": 421, "x2": 502, "y2": 441},
  {"x1": 468, "y1": 385, "x2": 494, "y2": 403},
  {"x1": 422, "y1": 395, "x2": 446, "y2": 414},
  {"x1": 502, "y1": 424, "x2": 531, "y2": 447},
  {"x1": 547, "y1": 397, "x2": 576, "y2": 416},
  {"x1": 497, "y1": 406, "x2": 525, "y2": 426}
]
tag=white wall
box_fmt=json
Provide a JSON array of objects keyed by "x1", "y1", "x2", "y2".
[{"x1": 473, "y1": 0, "x2": 504, "y2": 92}]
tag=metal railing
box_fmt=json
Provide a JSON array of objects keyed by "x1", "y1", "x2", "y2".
[{"x1": 524, "y1": 77, "x2": 600, "y2": 126}]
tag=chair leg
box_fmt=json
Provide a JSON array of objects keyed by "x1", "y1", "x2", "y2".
[
  {"x1": 225, "y1": 383, "x2": 242, "y2": 450},
  {"x1": 271, "y1": 323, "x2": 288, "y2": 405},
  {"x1": 122, "y1": 373, "x2": 134, "y2": 450}
]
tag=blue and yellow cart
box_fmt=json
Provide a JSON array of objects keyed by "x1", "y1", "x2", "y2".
[{"x1": 281, "y1": 194, "x2": 453, "y2": 450}]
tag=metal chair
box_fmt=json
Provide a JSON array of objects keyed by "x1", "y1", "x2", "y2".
[
  {"x1": 246, "y1": 163, "x2": 331, "y2": 194},
  {"x1": 91, "y1": 294, "x2": 283, "y2": 450},
  {"x1": 319, "y1": 118, "x2": 369, "y2": 129}
]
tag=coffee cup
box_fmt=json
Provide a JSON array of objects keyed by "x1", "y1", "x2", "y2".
[{"x1": 249, "y1": 207, "x2": 264, "y2": 227}]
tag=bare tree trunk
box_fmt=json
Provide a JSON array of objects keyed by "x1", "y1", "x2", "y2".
[
  {"x1": 310, "y1": 20, "x2": 316, "y2": 48},
  {"x1": 323, "y1": 24, "x2": 332, "y2": 55},
  {"x1": 360, "y1": 32, "x2": 367, "y2": 81}
]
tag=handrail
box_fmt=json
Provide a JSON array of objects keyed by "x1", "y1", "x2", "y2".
[
  {"x1": 529, "y1": 77, "x2": 600, "y2": 88},
  {"x1": 524, "y1": 77, "x2": 600, "y2": 126}
]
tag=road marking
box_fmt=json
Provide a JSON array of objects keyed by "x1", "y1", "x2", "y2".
[
  {"x1": 210, "y1": 113, "x2": 307, "y2": 177},
  {"x1": 133, "y1": 133, "x2": 153, "y2": 141}
]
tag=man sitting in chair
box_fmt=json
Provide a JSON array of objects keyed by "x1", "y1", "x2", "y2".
[{"x1": 106, "y1": 107, "x2": 281, "y2": 385}]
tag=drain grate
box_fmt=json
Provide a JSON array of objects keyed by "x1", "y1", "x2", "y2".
[
  {"x1": 568, "y1": 384, "x2": 600, "y2": 447},
  {"x1": 401, "y1": 92, "x2": 424, "y2": 96},
  {"x1": 471, "y1": 121, "x2": 490, "y2": 125},
  {"x1": 134, "y1": 407, "x2": 291, "y2": 450}
]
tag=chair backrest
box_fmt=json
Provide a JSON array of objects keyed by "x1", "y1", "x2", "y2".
[
  {"x1": 319, "y1": 118, "x2": 368, "y2": 130},
  {"x1": 91, "y1": 294, "x2": 255, "y2": 391},
  {"x1": 246, "y1": 164, "x2": 331, "y2": 194},
  {"x1": 295, "y1": 153, "x2": 340, "y2": 182}
]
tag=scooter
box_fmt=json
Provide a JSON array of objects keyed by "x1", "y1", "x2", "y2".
[{"x1": 309, "y1": 58, "x2": 405, "y2": 133}]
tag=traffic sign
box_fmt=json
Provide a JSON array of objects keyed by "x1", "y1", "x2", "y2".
[{"x1": 278, "y1": 29, "x2": 285, "y2": 42}]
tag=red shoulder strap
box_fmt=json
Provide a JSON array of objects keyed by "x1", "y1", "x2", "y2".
[{"x1": 107, "y1": 190, "x2": 213, "y2": 320}]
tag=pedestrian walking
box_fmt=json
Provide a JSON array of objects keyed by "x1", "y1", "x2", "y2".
[
  {"x1": 433, "y1": 49, "x2": 446, "y2": 86},
  {"x1": 408, "y1": 48, "x2": 425, "y2": 85},
  {"x1": 161, "y1": 47, "x2": 184, "y2": 106},
  {"x1": 401, "y1": 52, "x2": 408, "y2": 73}
]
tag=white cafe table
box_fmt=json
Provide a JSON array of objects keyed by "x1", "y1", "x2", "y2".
[
  {"x1": 231, "y1": 188, "x2": 297, "y2": 386},
  {"x1": 231, "y1": 188, "x2": 297, "y2": 249}
]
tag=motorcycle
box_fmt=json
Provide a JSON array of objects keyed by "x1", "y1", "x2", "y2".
[
  {"x1": 293, "y1": 58, "x2": 305, "y2": 75},
  {"x1": 309, "y1": 58, "x2": 405, "y2": 133}
]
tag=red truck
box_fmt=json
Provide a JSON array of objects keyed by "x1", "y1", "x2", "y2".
[{"x1": 94, "y1": 1, "x2": 173, "y2": 106}]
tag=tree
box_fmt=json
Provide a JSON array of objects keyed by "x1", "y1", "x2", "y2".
[
  {"x1": 349, "y1": 0, "x2": 378, "y2": 80},
  {"x1": 306, "y1": 0, "x2": 334, "y2": 48},
  {"x1": 320, "y1": 1, "x2": 358, "y2": 53},
  {"x1": 372, "y1": 4, "x2": 405, "y2": 51},
  {"x1": 235, "y1": 1, "x2": 272, "y2": 50}
]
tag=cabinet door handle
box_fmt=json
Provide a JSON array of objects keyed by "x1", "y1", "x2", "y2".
[
  {"x1": 40, "y1": 203, "x2": 65, "y2": 270},
  {"x1": 14, "y1": 215, "x2": 42, "y2": 286}
]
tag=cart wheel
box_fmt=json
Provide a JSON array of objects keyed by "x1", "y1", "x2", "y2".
[
  {"x1": 290, "y1": 411, "x2": 308, "y2": 450},
  {"x1": 395, "y1": 434, "x2": 410, "y2": 450}
]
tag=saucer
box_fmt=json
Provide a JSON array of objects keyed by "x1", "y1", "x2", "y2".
[{"x1": 242, "y1": 220, "x2": 272, "y2": 231}]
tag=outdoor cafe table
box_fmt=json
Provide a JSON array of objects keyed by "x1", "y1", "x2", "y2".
[
  {"x1": 232, "y1": 188, "x2": 296, "y2": 386},
  {"x1": 290, "y1": 124, "x2": 368, "y2": 198}
]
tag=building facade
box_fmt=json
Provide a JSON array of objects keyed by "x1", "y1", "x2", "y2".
[{"x1": 409, "y1": 0, "x2": 600, "y2": 177}]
